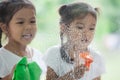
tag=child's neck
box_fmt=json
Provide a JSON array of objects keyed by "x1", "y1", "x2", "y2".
[{"x1": 4, "y1": 42, "x2": 32, "y2": 58}]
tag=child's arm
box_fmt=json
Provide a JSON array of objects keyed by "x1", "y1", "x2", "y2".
[
  {"x1": 46, "y1": 65, "x2": 86, "y2": 80},
  {"x1": 46, "y1": 67, "x2": 58, "y2": 80},
  {"x1": 0, "y1": 74, "x2": 12, "y2": 80},
  {"x1": 0, "y1": 65, "x2": 15, "y2": 80}
]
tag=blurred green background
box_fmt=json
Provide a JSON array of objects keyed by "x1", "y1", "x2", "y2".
[{"x1": 30, "y1": 0, "x2": 120, "y2": 80}]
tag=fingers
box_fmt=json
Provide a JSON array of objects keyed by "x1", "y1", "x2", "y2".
[
  {"x1": 73, "y1": 64, "x2": 86, "y2": 79},
  {"x1": 9, "y1": 65, "x2": 16, "y2": 79}
]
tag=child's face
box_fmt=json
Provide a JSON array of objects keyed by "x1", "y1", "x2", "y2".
[
  {"x1": 66, "y1": 13, "x2": 96, "y2": 48},
  {"x1": 8, "y1": 8, "x2": 36, "y2": 45}
]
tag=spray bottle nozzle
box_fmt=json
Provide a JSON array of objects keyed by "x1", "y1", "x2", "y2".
[{"x1": 79, "y1": 52, "x2": 93, "y2": 71}]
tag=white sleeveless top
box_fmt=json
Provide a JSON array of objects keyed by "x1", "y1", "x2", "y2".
[
  {"x1": 0, "y1": 47, "x2": 46, "y2": 80},
  {"x1": 44, "y1": 45, "x2": 106, "y2": 80}
]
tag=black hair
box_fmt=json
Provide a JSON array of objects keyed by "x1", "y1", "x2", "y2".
[
  {"x1": 59, "y1": 2, "x2": 98, "y2": 25},
  {"x1": 0, "y1": 0, "x2": 35, "y2": 47}
]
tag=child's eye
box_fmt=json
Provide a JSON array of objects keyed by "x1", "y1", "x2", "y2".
[
  {"x1": 89, "y1": 28, "x2": 94, "y2": 30},
  {"x1": 77, "y1": 26, "x2": 83, "y2": 29},
  {"x1": 16, "y1": 22, "x2": 24, "y2": 24},
  {"x1": 30, "y1": 20, "x2": 36, "y2": 23}
]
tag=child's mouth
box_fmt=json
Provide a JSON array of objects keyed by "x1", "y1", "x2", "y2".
[{"x1": 22, "y1": 34, "x2": 33, "y2": 39}]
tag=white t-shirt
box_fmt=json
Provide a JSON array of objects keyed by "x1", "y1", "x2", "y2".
[
  {"x1": 44, "y1": 45, "x2": 106, "y2": 80},
  {"x1": 0, "y1": 47, "x2": 46, "y2": 80}
]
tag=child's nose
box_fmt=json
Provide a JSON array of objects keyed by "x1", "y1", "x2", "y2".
[
  {"x1": 82, "y1": 30, "x2": 87, "y2": 35},
  {"x1": 82, "y1": 31, "x2": 87, "y2": 39},
  {"x1": 25, "y1": 24, "x2": 32, "y2": 30}
]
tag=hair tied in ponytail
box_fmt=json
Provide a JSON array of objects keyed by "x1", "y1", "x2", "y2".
[{"x1": 59, "y1": 5, "x2": 67, "y2": 16}]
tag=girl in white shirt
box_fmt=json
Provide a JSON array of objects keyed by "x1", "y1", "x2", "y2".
[
  {"x1": 44, "y1": 2, "x2": 105, "y2": 80},
  {"x1": 0, "y1": 0, "x2": 46, "y2": 80}
]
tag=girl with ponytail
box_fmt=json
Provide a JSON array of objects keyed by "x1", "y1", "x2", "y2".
[{"x1": 44, "y1": 2, "x2": 105, "y2": 80}]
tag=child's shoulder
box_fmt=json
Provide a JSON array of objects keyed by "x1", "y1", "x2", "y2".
[
  {"x1": 45, "y1": 45, "x2": 61, "y2": 54},
  {"x1": 0, "y1": 47, "x2": 5, "y2": 53},
  {"x1": 88, "y1": 47, "x2": 104, "y2": 61},
  {"x1": 44, "y1": 45, "x2": 61, "y2": 59},
  {"x1": 45, "y1": 45, "x2": 60, "y2": 55},
  {"x1": 47, "y1": 44, "x2": 61, "y2": 50},
  {"x1": 88, "y1": 46, "x2": 101, "y2": 54},
  {"x1": 0, "y1": 47, "x2": 11, "y2": 58}
]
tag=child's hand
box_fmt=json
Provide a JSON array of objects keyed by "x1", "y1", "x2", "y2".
[
  {"x1": 79, "y1": 52, "x2": 93, "y2": 71},
  {"x1": 2, "y1": 65, "x2": 16, "y2": 80},
  {"x1": 73, "y1": 64, "x2": 87, "y2": 79}
]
